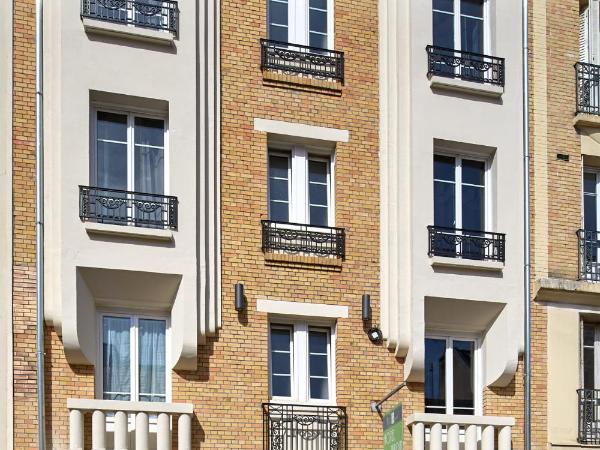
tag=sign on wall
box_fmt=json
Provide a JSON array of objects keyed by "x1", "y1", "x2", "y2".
[{"x1": 383, "y1": 403, "x2": 403, "y2": 450}]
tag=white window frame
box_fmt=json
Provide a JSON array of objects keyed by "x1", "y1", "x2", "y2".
[
  {"x1": 268, "y1": 146, "x2": 335, "y2": 227},
  {"x1": 268, "y1": 319, "x2": 336, "y2": 405},
  {"x1": 90, "y1": 105, "x2": 170, "y2": 196},
  {"x1": 432, "y1": 0, "x2": 491, "y2": 54},
  {"x1": 95, "y1": 311, "x2": 172, "y2": 403},
  {"x1": 434, "y1": 151, "x2": 491, "y2": 232},
  {"x1": 267, "y1": 0, "x2": 335, "y2": 49},
  {"x1": 425, "y1": 333, "x2": 483, "y2": 416}
]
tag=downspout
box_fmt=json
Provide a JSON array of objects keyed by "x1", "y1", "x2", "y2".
[
  {"x1": 35, "y1": 0, "x2": 46, "y2": 447},
  {"x1": 522, "y1": 0, "x2": 531, "y2": 447}
]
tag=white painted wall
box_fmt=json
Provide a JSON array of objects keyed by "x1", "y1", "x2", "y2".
[
  {"x1": 380, "y1": 0, "x2": 525, "y2": 386},
  {"x1": 43, "y1": 1, "x2": 220, "y2": 370}
]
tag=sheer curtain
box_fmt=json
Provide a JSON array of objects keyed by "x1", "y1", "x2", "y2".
[
  {"x1": 103, "y1": 317, "x2": 131, "y2": 401},
  {"x1": 138, "y1": 319, "x2": 166, "y2": 402}
]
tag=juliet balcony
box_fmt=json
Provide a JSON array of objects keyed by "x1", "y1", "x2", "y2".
[
  {"x1": 263, "y1": 403, "x2": 348, "y2": 450},
  {"x1": 80, "y1": 0, "x2": 179, "y2": 35},
  {"x1": 576, "y1": 62, "x2": 600, "y2": 116},
  {"x1": 79, "y1": 186, "x2": 178, "y2": 230},
  {"x1": 578, "y1": 388, "x2": 600, "y2": 444},
  {"x1": 428, "y1": 226, "x2": 506, "y2": 263},
  {"x1": 426, "y1": 45, "x2": 505, "y2": 87},
  {"x1": 260, "y1": 39, "x2": 345, "y2": 82},
  {"x1": 578, "y1": 229, "x2": 600, "y2": 281}
]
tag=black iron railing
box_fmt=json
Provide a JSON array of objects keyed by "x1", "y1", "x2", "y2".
[
  {"x1": 262, "y1": 220, "x2": 345, "y2": 259},
  {"x1": 81, "y1": 0, "x2": 179, "y2": 34},
  {"x1": 79, "y1": 186, "x2": 178, "y2": 230},
  {"x1": 260, "y1": 39, "x2": 344, "y2": 82},
  {"x1": 263, "y1": 403, "x2": 347, "y2": 450},
  {"x1": 426, "y1": 45, "x2": 505, "y2": 86},
  {"x1": 428, "y1": 226, "x2": 505, "y2": 262},
  {"x1": 578, "y1": 389, "x2": 600, "y2": 444},
  {"x1": 578, "y1": 229, "x2": 600, "y2": 281},
  {"x1": 576, "y1": 62, "x2": 600, "y2": 115}
]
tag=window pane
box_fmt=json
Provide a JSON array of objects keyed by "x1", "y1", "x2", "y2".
[
  {"x1": 134, "y1": 117, "x2": 164, "y2": 148},
  {"x1": 309, "y1": 33, "x2": 328, "y2": 49},
  {"x1": 270, "y1": 202, "x2": 289, "y2": 222},
  {"x1": 461, "y1": 16, "x2": 484, "y2": 54},
  {"x1": 269, "y1": 0, "x2": 288, "y2": 26},
  {"x1": 584, "y1": 347, "x2": 595, "y2": 390},
  {"x1": 462, "y1": 160, "x2": 485, "y2": 186},
  {"x1": 272, "y1": 352, "x2": 291, "y2": 374},
  {"x1": 138, "y1": 319, "x2": 166, "y2": 402},
  {"x1": 103, "y1": 316, "x2": 131, "y2": 401},
  {"x1": 270, "y1": 154, "x2": 289, "y2": 179},
  {"x1": 271, "y1": 328, "x2": 292, "y2": 351},
  {"x1": 134, "y1": 146, "x2": 164, "y2": 195},
  {"x1": 97, "y1": 111, "x2": 127, "y2": 142},
  {"x1": 434, "y1": 181, "x2": 456, "y2": 228},
  {"x1": 309, "y1": 160, "x2": 328, "y2": 183},
  {"x1": 310, "y1": 206, "x2": 328, "y2": 227},
  {"x1": 309, "y1": 330, "x2": 328, "y2": 354},
  {"x1": 309, "y1": 183, "x2": 328, "y2": 206},
  {"x1": 309, "y1": 9, "x2": 327, "y2": 34},
  {"x1": 270, "y1": 178, "x2": 289, "y2": 202},
  {"x1": 453, "y1": 340, "x2": 474, "y2": 415},
  {"x1": 434, "y1": 155, "x2": 455, "y2": 181},
  {"x1": 433, "y1": 0, "x2": 454, "y2": 13},
  {"x1": 271, "y1": 328, "x2": 292, "y2": 397},
  {"x1": 585, "y1": 195, "x2": 597, "y2": 231},
  {"x1": 96, "y1": 141, "x2": 128, "y2": 190},
  {"x1": 269, "y1": 155, "x2": 289, "y2": 222},
  {"x1": 461, "y1": 0, "x2": 483, "y2": 18},
  {"x1": 272, "y1": 375, "x2": 292, "y2": 397},
  {"x1": 425, "y1": 338, "x2": 446, "y2": 413},
  {"x1": 433, "y1": 11, "x2": 454, "y2": 49},
  {"x1": 270, "y1": 25, "x2": 288, "y2": 43},
  {"x1": 584, "y1": 324, "x2": 596, "y2": 346},
  {"x1": 310, "y1": 378, "x2": 329, "y2": 400},
  {"x1": 309, "y1": 330, "x2": 329, "y2": 400},
  {"x1": 310, "y1": 354, "x2": 328, "y2": 377},
  {"x1": 462, "y1": 185, "x2": 485, "y2": 231},
  {"x1": 585, "y1": 172, "x2": 597, "y2": 194}
]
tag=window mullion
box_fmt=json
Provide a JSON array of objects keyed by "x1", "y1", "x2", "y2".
[
  {"x1": 128, "y1": 114, "x2": 135, "y2": 193},
  {"x1": 131, "y1": 316, "x2": 138, "y2": 402},
  {"x1": 446, "y1": 338, "x2": 454, "y2": 415},
  {"x1": 454, "y1": 0, "x2": 461, "y2": 51},
  {"x1": 455, "y1": 158, "x2": 462, "y2": 230}
]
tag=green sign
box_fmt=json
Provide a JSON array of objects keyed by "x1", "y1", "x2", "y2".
[{"x1": 383, "y1": 403, "x2": 403, "y2": 450}]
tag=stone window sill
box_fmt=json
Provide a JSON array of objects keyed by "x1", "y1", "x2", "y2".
[
  {"x1": 430, "y1": 255, "x2": 504, "y2": 272},
  {"x1": 84, "y1": 222, "x2": 174, "y2": 242},
  {"x1": 82, "y1": 17, "x2": 175, "y2": 46},
  {"x1": 429, "y1": 75, "x2": 504, "y2": 98}
]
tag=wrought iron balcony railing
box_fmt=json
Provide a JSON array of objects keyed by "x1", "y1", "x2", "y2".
[
  {"x1": 577, "y1": 229, "x2": 600, "y2": 281},
  {"x1": 426, "y1": 45, "x2": 505, "y2": 86},
  {"x1": 262, "y1": 220, "x2": 345, "y2": 259},
  {"x1": 428, "y1": 226, "x2": 506, "y2": 263},
  {"x1": 576, "y1": 62, "x2": 600, "y2": 116},
  {"x1": 260, "y1": 39, "x2": 345, "y2": 82},
  {"x1": 79, "y1": 186, "x2": 178, "y2": 230},
  {"x1": 578, "y1": 389, "x2": 600, "y2": 444},
  {"x1": 81, "y1": 0, "x2": 179, "y2": 35},
  {"x1": 263, "y1": 403, "x2": 347, "y2": 450}
]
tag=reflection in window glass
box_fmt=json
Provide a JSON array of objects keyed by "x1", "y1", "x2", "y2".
[{"x1": 425, "y1": 338, "x2": 447, "y2": 413}]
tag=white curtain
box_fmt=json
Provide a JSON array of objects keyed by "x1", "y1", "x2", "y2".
[
  {"x1": 138, "y1": 319, "x2": 166, "y2": 402},
  {"x1": 103, "y1": 317, "x2": 131, "y2": 401}
]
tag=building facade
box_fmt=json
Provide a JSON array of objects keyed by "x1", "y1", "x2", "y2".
[{"x1": 1, "y1": 0, "x2": 531, "y2": 449}]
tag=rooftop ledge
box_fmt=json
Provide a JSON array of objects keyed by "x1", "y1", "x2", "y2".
[
  {"x1": 85, "y1": 222, "x2": 174, "y2": 242},
  {"x1": 535, "y1": 277, "x2": 600, "y2": 306},
  {"x1": 429, "y1": 75, "x2": 504, "y2": 98},
  {"x1": 430, "y1": 255, "x2": 504, "y2": 272},
  {"x1": 82, "y1": 17, "x2": 175, "y2": 46}
]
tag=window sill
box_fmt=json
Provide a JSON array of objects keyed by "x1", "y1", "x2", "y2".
[
  {"x1": 430, "y1": 256, "x2": 504, "y2": 272},
  {"x1": 84, "y1": 222, "x2": 174, "y2": 242},
  {"x1": 262, "y1": 70, "x2": 343, "y2": 95},
  {"x1": 574, "y1": 112, "x2": 600, "y2": 128},
  {"x1": 82, "y1": 17, "x2": 175, "y2": 47},
  {"x1": 264, "y1": 252, "x2": 343, "y2": 269},
  {"x1": 429, "y1": 75, "x2": 504, "y2": 98}
]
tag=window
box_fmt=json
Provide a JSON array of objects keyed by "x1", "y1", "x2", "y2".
[
  {"x1": 584, "y1": 170, "x2": 600, "y2": 233},
  {"x1": 268, "y1": 148, "x2": 333, "y2": 227},
  {"x1": 93, "y1": 109, "x2": 167, "y2": 196},
  {"x1": 580, "y1": 1, "x2": 599, "y2": 64},
  {"x1": 433, "y1": 0, "x2": 486, "y2": 54},
  {"x1": 267, "y1": 0, "x2": 333, "y2": 49},
  {"x1": 98, "y1": 314, "x2": 169, "y2": 403},
  {"x1": 269, "y1": 322, "x2": 335, "y2": 403},
  {"x1": 425, "y1": 336, "x2": 479, "y2": 415}
]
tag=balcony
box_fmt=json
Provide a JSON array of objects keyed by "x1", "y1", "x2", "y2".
[
  {"x1": 426, "y1": 45, "x2": 505, "y2": 86},
  {"x1": 67, "y1": 398, "x2": 193, "y2": 450},
  {"x1": 260, "y1": 39, "x2": 345, "y2": 82},
  {"x1": 79, "y1": 186, "x2": 178, "y2": 230},
  {"x1": 578, "y1": 388, "x2": 600, "y2": 444},
  {"x1": 80, "y1": 0, "x2": 179, "y2": 35},
  {"x1": 408, "y1": 413, "x2": 514, "y2": 450},
  {"x1": 428, "y1": 226, "x2": 505, "y2": 263},
  {"x1": 263, "y1": 403, "x2": 347, "y2": 450},
  {"x1": 261, "y1": 220, "x2": 345, "y2": 259},
  {"x1": 578, "y1": 229, "x2": 600, "y2": 281}
]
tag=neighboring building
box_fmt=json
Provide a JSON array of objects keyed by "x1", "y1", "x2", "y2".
[{"x1": 529, "y1": 0, "x2": 600, "y2": 448}]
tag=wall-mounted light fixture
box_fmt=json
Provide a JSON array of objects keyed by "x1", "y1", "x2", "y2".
[
  {"x1": 362, "y1": 294, "x2": 371, "y2": 321},
  {"x1": 367, "y1": 327, "x2": 383, "y2": 344},
  {"x1": 235, "y1": 282, "x2": 245, "y2": 312}
]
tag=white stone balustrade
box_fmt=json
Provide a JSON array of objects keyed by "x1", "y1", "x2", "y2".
[
  {"x1": 67, "y1": 398, "x2": 193, "y2": 450},
  {"x1": 407, "y1": 413, "x2": 515, "y2": 450}
]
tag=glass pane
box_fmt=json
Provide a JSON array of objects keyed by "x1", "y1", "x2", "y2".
[
  {"x1": 309, "y1": 354, "x2": 328, "y2": 377},
  {"x1": 134, "y1": 146, "x2": 164, "y2": 195},
  {"x1": 585, "y1": 172, "x2": 597, "y2": 194},
  {"x1": 270, "y1": 25, "x2": 288, "y2": 43},
  {"x1": 96, "y1": 141, "x2": 128, "y2": 190},
  {"x1": 309, "y1": 160, "x2": 328, "y2": 183},
  {"x1": 269, "y1": 155, "x2": 289, "y2": 179},
  {"x1": 134, "y1": 117, "x2": 164, "y2": 148},
  {"x1": 584, "y1": 347, "x2": 595, "y2": 390},
  {"x1": 461, "y1": 16, "x2": 484, "y2": 54},
  {"x1": 309, "y1": 9, "x2": 327, "y2": 34},
  {"x1": 270, "y1": 202, "x2": 289, "y2": 222},
  {"x1": 272, "y1": 352, "x2": 291, "y2": 375},
  {"x1": 97, "y1": 111, "x2": 127, "y2": 142},
  {"x1": 434, "y1": 181, "x2": 456, "y2": 228},
  {"x1": 103, "y1": 316, "x2": 131, "y2": 401},
  {"x1": 310, "y1": 0, "x2": 327, "y2": 9},
  {"x1": 461, "y1": 0, "x2": 483, "y2": 17},
  {"x1": 138, "y1": 319, "x2": 166, "y2": 402},
  {"x1": 309, "y1": 33, "x2": 328, "y2": 49},
  {"x1": 462, "y1": 160, "x2": 485, "y2": 186},
  {"x1": 433, "y1": 0, "x2": 454, "y2": 13},
  {"x1": 425, "y1": 338, "x2": 446, "y2": 412},
  {"x1": 433, "y1": 11, "x2": 454, "y2": 49},
  {"x1": 462, "y1": 185, "x2": 485, "y2": 231},
  {"x1": 269, "y1": 0, "x2": 288, "y2": 26},
  {"x1": 584, "y1": 324, "x2": 596, "y2": 346},
  {"x1": 310, "y1": 378, "x2": 329, "y2": 400},
  {"x1": 453, "y1": 340, "x2": 474, "y2": 415},
  {"x1": 270, "y1": 178, "x2": 289, "y2": 202},
  {"x1": 271, "y1": 328, "x2": 292, "y2": 351},
  {"x1": 309, "y1": 330, "x2": 328, "y2": 354},
  {"x1": 272, "y1": 375, "x2": 292, "y2": 397},
  {"x1": 309, "y1": 183, "x2": 328, "y2": 206},
  {"x1": 310, "y1": 206, "x2": 328, "y2": 227},
  {"x1": 434, "y1": 155, "x2": 455, "y2": 181},
  {"x1": 585, "y1": 195, "x2": 597, "y2": 231}
]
